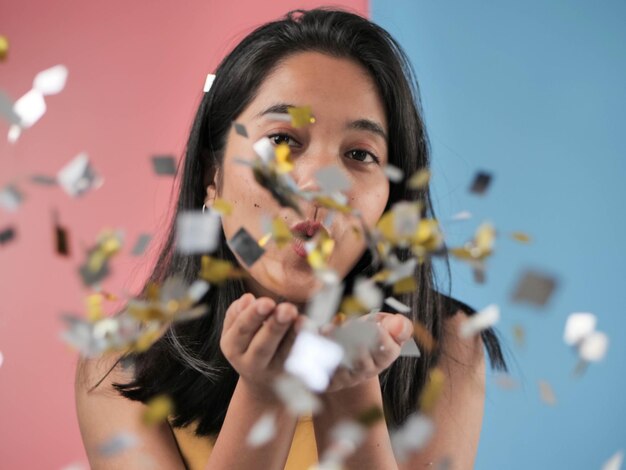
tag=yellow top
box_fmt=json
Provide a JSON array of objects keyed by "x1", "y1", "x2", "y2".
[{"x1": 170, "y1": 414, "x2": 318, "y2": 470}]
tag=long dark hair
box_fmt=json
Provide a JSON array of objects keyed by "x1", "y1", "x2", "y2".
[{"x1": 112, "y1": 7, "x2": 507, "y2": 436}]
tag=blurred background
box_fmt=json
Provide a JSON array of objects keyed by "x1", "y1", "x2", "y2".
[{"x1": 1, "y1": 1, "x2": 624, "y2": 468}]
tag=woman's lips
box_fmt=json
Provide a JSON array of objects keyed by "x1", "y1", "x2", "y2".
[{"x1": 291, "y1": 237, "x2": 308, "y2": 258}]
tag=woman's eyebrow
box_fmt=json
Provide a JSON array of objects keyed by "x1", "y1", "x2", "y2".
[{"x1": 255, "y1": 102, "x2": 387, "y2": 141}]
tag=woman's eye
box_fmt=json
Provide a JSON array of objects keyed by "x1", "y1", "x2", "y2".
[
  {"x1": 347, "y1": 149, "x2": 379, "y2": 164},
  {"x1": 268, "y1": 133, "x2": 298, "y2": 146}
]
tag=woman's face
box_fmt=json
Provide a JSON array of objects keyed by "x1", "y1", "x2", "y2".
[{"x1": 212, "y1": 51, "x2": 390, "y2": 304}]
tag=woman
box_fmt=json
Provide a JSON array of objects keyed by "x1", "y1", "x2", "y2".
[{"x1": 76, "y1": 8, "x2": 506, "y2": 470}]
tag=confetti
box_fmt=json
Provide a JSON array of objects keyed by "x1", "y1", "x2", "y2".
[
  {"x1": 13, "y1": 89, "x2": 46, "y2": 128},
  {"x1": 306, "y1": 282, "x2": 344, "y2": 328},
  {"x1": 228, "y1": 227, "x2": 265, "y2": 267},
  {"x1": 469, "y1": 171, "x2": 493, "y2": 195},
  {"x1": 0, "y1": 185, "x2": 24, "y2": 212},
  {"x1": 0, "y1": 226, "x2": 16, "y2": 245},
  {"x1": 54, "y1": 217, "x2": 70, "y2": 256},
  {"x1": 98, "y1": 432, "x2": 139, "y2": 457},
  {"x1": 419, "y1": 367, "x2": 445, "y2": 414},
  {"x1": 78, "y1": 230, "x2": 124, "y2": 286},
  {"x1": 330, "y1": 319, "x2": 380, "y2": 369},
  {"x1": 233, "y1": 122, "x2": 248, "y2": 138},
  {"x1": 0, "y1": 35, "x2": 8, "y2": 61},
  {"x1": 399, "y1": 338, "x2": 421, "y2": 357},
  {"x1": 247, "y1": 412, "x2": 277, "y2": 447},
  {"x1": 57, "y1": 152, "x2": 104, "y2": 197},
  {"x1": 130, "y1": 233, "x2": 152, "y2": 256},
  {"x1": 513, "y1": 324, "x2": 525, "y2": 348},
  {"x1": 198, "y1": 255, "x2": 247, "y2": 284},
  {"x1": 450, "y1": 210, "x2": 472, "y2": 221},
  {"x1": 602, "y1": 450, "x2": 624, "y2": 470},
  {"x1": 510, "y1": 231, "x2": 531, "y2": 243},
  {"x1": 151, "y1": 155, "x2": 177, "y2": 176},
  {"x1": 203, "y1": 73, "x2": 216, "y2": 92},
  {"x1": 564, "y1": 312, "x2": 597, "y2": 346},
  {"x1": 33, "y1": 64, "x2": 68, "y2": 96},
  {"x1": 315, "y1": 165, "x2": 351, "y2": 194},
  {"x1": 176, "y1": 210, "x2": 221, "y2": 254},
  {"x1": 407, "y1": 169, "x2": 431, "y2": 190},
  {"x1": 0, "y1": 90, "x2": 20, "y2": 125},
  {"x1": 459, "y1": 304, "x2": 500, "y2": 339},
  {"x1": 384, "y1": 164, "x2": 404, "y2": 183},
  {"x1": 538, "y1": 380, "x2": 556, "y2": 406},
  {"x1": 510, "y1": 269, "x2": 558, "y2": 307},
  {"x1": 384, "y1": 296, "x2": 411, "y2": 314},
  {"x1": 390, "y1": 413, "x2": 434, "y2": 462},
  {"x1": 412, "y1": 321, "x2": 436, "y2": 353},
  {"x1": 287, "y1": 105, "x2": 315, "y2": 128},
  {"x1": 142, "y1": 394, "x2": 174, "y2": 426},
  {"x1": 285, "y1": 330, "x2": 343, "y2": 392},
  {"x1": 579, "y1": 331, "x2": 609, "y2": 362},
  {"x1": 273, "y1": 374, "x2": 322, "y2": 416},
  {"x1": 30, "y1": 174, "x2": 58, "y2": 186}
]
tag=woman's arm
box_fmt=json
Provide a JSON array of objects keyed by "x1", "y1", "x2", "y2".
[
  {"x1": 75, "y1": 354, "x2": 187, "y2": 469},
  {"x1": 398, "y1": 310, "x2": 486, "y2": 470},
  {"x1": 312, "y1": 310, "x2": 486, "y2": 470},
  {"x1": 76, "y1": 294, "x2": 303, "y2": 470}
]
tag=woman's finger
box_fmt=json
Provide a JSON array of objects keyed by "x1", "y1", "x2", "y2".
[
  {"x1": 245, "y1": 303, "x2": 298, "y2": 367},
  {"x1": 223, "y1": 293, "x2": 255, "y2": 332},
  {"x1": 224, "y1": 297, "x2": 276, "y2": 355},
  {"x1": 378, "y1": 312, "x2": 413, "y2": 346}
]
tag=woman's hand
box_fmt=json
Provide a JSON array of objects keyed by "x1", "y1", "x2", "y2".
[
  {"x1": 220, "y1": 293, "x2": 303, "y2": 401},
  {"x1": 324, "y1": 312, "x2": 413, "y2": 393}
]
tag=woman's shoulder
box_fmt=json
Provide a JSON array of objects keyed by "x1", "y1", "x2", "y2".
[{"x1": 435, "y1": 291, "x2": 508, "y2": 372}]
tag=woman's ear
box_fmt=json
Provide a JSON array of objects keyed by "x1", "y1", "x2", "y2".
[{"x1": 205, "y1": 183, "x2": 217, "y2": 207}]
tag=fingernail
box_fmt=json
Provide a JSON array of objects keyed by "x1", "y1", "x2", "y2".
[
  {"x1": 276, "y1": 306, "x2": 292, "y2": 324},
  {"x1": 257, "y1": 301, "x2": 273, "y2": 316},
  {"x1": 398, "y1": 321, "x2": 413, "y2": 342}
]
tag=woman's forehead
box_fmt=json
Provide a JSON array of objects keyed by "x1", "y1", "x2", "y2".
[{"x1": 241, "y1": 51, "x2": 387, "y2": 130}]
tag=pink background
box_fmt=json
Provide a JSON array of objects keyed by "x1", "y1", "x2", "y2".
[{"x1": 0, "y1": 1, "x2": 366, "y2": 467}]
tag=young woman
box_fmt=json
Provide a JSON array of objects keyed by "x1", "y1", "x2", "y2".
[{"x1": 76, "y1": 8, "x2": 506, "y2": 470}]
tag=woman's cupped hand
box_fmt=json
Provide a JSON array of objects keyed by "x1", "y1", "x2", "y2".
[{"x1": 220, "y1": 293, "x2": 414, "y2": 399}]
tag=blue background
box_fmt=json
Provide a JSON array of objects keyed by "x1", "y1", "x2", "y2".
[{"x1": 370, "y1": 1, "x2": 626, "y2": 468}]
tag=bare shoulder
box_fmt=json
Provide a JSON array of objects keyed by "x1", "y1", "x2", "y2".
[
  {"x1": 399, "y1": 309, "x2": 486, "y2": 470},
  {"x1": 75, "y1": 353, "x2": 185, "y2": 469}
]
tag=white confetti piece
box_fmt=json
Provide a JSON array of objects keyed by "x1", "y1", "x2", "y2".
[
  {"x1": 98, "y1": 432, "x2": 139, "y2": 457},
  {"x1": 176, "y1": 211, "x2": 221, "y2": 254},
  {"x1": 602, "y1": 450, "x2": 624, "y2": 470},
  {"x1": 246, "y1": 412, "x2": 277, "y2": 447},
  {"x1": 384, "y1": 296, "x2": 411, "y2": 314},
  {"x1": 13, "y1": 89, "x2": 46, "y2": 127},
  {"x1": 33, "y1": 64, "x2": 68, "y2": 96},
  {"x1": 564, "y1": 312, "x2": 597, "y2": 346},
  {"x1": 285, "y1": 330, "x2": 343, "y2": 392},
  {"x1": 203, "y1": 73, "x2": 216, "y2": 92},
  {"x1": 579, "y1": 331, "x2": 609, "y2": 362},
  {"x1": 57, "y1": 152, "x2": 103, "y2": 197},
  {"x1": 459, "y1": 304, "x2": 500, "y2": 339}
]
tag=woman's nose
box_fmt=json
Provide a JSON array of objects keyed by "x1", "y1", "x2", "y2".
[{"x1": 290, "y1": 152, "x2": 349, "y2": 194}]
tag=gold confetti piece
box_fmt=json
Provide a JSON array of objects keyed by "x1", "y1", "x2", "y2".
[
  {"x1": 513, "y1": 324, "x2": 525, "y2": 348},
  {"x1": 408, "y1": 169, "x2": 431, "y2": 189},
  {"x1": 287, "y1": 105, "x2": 315, "y2": 128},
  {"x1": 198, "y1": 255, "x2": 246, "y2": 284},
  {"x1": 257, "y1": 232, "x2": 272, "y2": 247},
  {"x1": 339, "y1": 296, "x2": 368, "y2": 316},
  {"x1": 271, "y1": 216, "x2": 293, "y2": 248},
  {"x1": 393, "y1": 276, "x2": 417, "y2": 295},
  {"x1": 85, "y1": 294, "x2": 105, "y2": 321},
  {"x1": 356, "y1": 405, "x2": 384, "y2": 427},
  {"x1": 510, "y1": 231, "x2": 531, "y2": 243},
  {"x1": 538, "y1": 380, "x2": 556, "y2": 406},
  {"x1": 212, "y1": 198, "x2": 233, "y2": 216},
  {"x1": 0, "y1": 35, "x2": 8, "y2": 61},
  {"x1": 494, "y1": 373, "x2": 520, "y2": 390},
  {"x1": 419, "y1": 367, "x2": 445, "y2": 414},
  {"x1": 142, "y1": 394, "x2": 174, "y2": 426},
  {"x1": 274, "y1": 143, "x2": 293, "y2": 174},
  {"x1": 413, "y1": 321, "x2": 436, "y2": 353}
]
